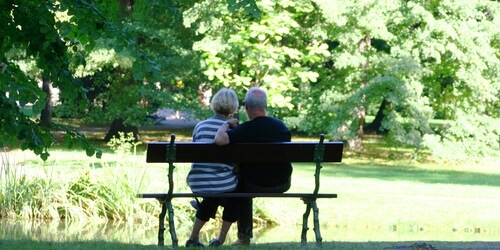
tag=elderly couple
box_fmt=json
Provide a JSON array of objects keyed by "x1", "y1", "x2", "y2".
[{"x1": 185, "y1": 87, "x2": 292, "y2": 247}]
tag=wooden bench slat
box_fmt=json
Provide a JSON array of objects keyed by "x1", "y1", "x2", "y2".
[
  {"x1": 146, "y1": 142, "x2": 343, "y2": 163},
  {"x1": 138, "y1": 192, "x2": 338, "y2": 199}
]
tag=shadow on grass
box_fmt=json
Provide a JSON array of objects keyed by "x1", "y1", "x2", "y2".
[
  {"x1": 317, "y1": 164, "x2": 500, "y2": 187},
  {"x1": 1, "y1": 239, "x2": 499, "y2": 249}
]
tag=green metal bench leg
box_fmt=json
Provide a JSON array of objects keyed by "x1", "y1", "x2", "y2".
[
  {"x1": 157, "y1": 199, "x2": 179, "y2": 248},
  {"x1": 167, "y1": 200, "x2": 179, "y2": 248},
  {"x1": 163, "y1": 134, "x2": 178, "y2": 247},
  {"x1": 311, "y1": 200, "x2": 323, "y2": 246},
  {"x1": 158, "y1": 200, "x2": 167, "y2": 246},
  {"x1": 301, "y1": 200, "x2": 312, "y2": 245},
  {"x1": 301, "y1": 199, "x2": 323, "y2": 246},
  {"x1": 309, "y1": 134, "x2": 325, "y2": 246}
]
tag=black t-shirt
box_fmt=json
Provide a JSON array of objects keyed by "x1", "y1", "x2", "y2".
[{"x1": 227, "y1": 116, "x2": 293, "y2": 186}]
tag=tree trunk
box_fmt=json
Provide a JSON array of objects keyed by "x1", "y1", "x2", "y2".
[
  {"x1": 365, "y1": 98, "x2": 389, "y2": 134},
  {"x1": 104, "y1": 118, "x2": 141, "y2": 142},
  {"x1": 40, "y1": 75, "x2": 52, "y2": 127},
  {"x1": 348, "y1": 35, "x2": 371, "y2": 150}
]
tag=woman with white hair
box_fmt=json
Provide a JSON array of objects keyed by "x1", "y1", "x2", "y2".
[{"x1": 185, "y1": 88, "x2": 240, "y2": 247}]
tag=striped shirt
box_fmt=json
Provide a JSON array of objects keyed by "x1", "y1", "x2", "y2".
[{"x1": 186, "y1": 115, "x2": 238, "y2": 194}]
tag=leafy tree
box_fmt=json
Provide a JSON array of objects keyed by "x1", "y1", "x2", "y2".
[
  {"x1": 60, "y1": 1, "x2": 202, "y2": 127},
  {"x1": 412, "y1": 0, "x2": 500, "y2": 161},
  {"x1": 1, "y1": 1, "x2": 105, "y2": 159},
  {"x1": 180, "y1": 0, "x2": 499, "y2": 161},
  {"x1": 313, "y1": 0, "x2": 499, "y2": 160},
  {"x1": 2, "y1": 0, "x2": 498, "y2": 163},
  {"x1": 307, "y1": 1, "x2": 434, "y2": 150},
  {"x1": 183, "y1": 0, "x2": 330, "y2": 114},
  {"x1": 1, "y1": 0, "x2": 264, "y2": 159},
  {"x1": 1, "y1": 1, "x2": 160, "y2": 159}
]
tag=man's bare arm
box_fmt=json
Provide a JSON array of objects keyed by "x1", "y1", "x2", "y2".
[
  {"x1": 214, "y1": 123, "x2": 230, "y2": 145},
  {"x1": 214, "y1": 118, "x2": 237, "y2": 145}
]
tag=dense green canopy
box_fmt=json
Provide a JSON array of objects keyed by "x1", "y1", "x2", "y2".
[{"x1": 1, "y1": 0, "x2": 498, "y2": 162}]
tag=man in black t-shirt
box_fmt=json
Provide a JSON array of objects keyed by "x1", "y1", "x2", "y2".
[{"x1": 215, "y1": 87, "x2": 292, "y2": 246}]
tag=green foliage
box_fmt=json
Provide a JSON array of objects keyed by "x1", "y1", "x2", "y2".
[
  {"x1": 1, "y1": 94, "x2": 52, "y2": 160},
  {"x1": 422, "y1": 112, "x2": 500, "y2": 163},
  {"x1": 306, "y1": 0, "x2": 499, "y2": 160},
  {"x1": 107, "y1": 132, "x2": 142, "y2": 158},
  {"x1": 185, "y1": 0, "x2": 330, "y2": 115},
  {"x1": 68, "y1": 171, "x2": 124, "y2": 220},
  {"x1": 126, "y1": 0, "x2": 207, "y2": 111},
  {"x1": 0, "y1": 149, "x2": 153, "y2": 222},
  {"x1": 57, "y1": 1, "x2": 207, "y2": 125},
  {"x1": 1, "y1": 0, "x2": 164, "y2": 159},
  {"x1": 1, "y1": 0, "x2": 499, "y2": 162},
  {"x1": 227, "y1": 0, "x2": 261, "y2": 19}
]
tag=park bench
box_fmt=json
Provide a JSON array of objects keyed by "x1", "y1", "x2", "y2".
[{"x1": 139, "y1": 134, "x2": 343, "y2": 247}]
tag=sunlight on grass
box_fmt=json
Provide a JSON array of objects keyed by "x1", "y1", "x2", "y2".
[{"x1": 1, "y1": 128, "x2": 499, "y2": 249}]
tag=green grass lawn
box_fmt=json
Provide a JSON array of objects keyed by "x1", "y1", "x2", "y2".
[
  {"x1": 1, "y1": 239, "x2": 499, "y2": 250},
  {"x1": 1, "y1": 125, "x2": 499, "y2": 249}
]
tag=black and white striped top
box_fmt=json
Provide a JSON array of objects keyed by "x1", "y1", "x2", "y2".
[{"x1": 186, "y1": 115, "x2": 238, "y2": 194}]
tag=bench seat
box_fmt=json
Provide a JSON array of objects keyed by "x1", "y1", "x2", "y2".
[
  {"x1": 139, "y1": 192, "x2": 338, "y2": 199},
  {"x1": 140, "y1": 134, "x2": 343, "y2": 248}
]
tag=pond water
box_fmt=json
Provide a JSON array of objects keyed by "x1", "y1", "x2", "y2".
[{"x1": 1, "y1": 219, "x2": 498, "y2": 246}]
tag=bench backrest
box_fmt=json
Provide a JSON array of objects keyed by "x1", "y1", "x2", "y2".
[{"x1": 146, "y1": 141, "x2": 343, "y2": 163}]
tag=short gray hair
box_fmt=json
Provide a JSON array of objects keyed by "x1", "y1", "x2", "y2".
[
  {"x1": 210, "y1": 88, "x2": 239, "y2": 116},
  {"x1": 244, "y1": 87, "x2": 267, "y2": 109}
]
